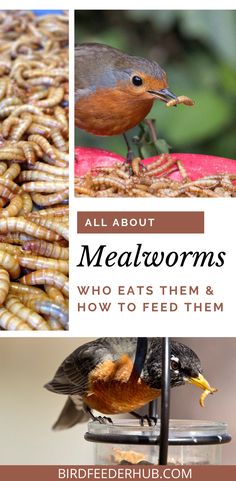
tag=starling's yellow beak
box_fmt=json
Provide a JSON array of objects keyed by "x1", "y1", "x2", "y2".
[
  {"x1": 187, "y1": 373, "x2": 217, "y2": 407},
  {"x1": 188, "y1": 373, "x2": 212, "y2": 391}
]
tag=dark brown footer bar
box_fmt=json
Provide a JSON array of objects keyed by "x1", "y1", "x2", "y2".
[{"x1": 1, "y1": 465, "x2": 236, "y2": 481}]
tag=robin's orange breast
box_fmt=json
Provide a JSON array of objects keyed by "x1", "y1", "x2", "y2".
[
  {"x1": 83, "y1": 355, "x2": 160, "y2": 414},
  {"x1": 75, "y1": 88, "x2": 154, "y2": 136}
]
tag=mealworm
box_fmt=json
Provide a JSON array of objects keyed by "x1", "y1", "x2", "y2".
[
  {"x1": 51, "y1": 148, "x2": 69, "y2": 163},
  {"x1": 29, "y1": 91, "x2": 49, "y2": 103},
  {"x1": 9, "y1": 282, "x2": 48, "y2": 300},
  {"x1": 92, "y1": 176, "x2": 127, "y2": 191},
  {"x1": 28, "y1": 205, "x2": 69, "y2": 216},
  {"x1": 32, "y1": 188, "x2": 69, "y2": 206},
  {"x1": 11, "y1": 65, "x2": 28, "y2": 89},
  {"x1": 0, "y1": 184, "x2": 14, "y2": 199},
  {"x1": 0, "y1": 268, "x2": 10, "y2": 305},
  {"x1": 28, "y1": 134, "x2": 56, "y2": 160},
  {"x1": 32, "y1": 299, "x2": 68, "y2": 329},
  {"x1": 27, "y1": 76, "x2": 58, "y2": 87},
  {"x1": 0, "y1": 249, "x2": 20, "y2": 279},
  {"x1": 27, "y1": 123, "x2": 51, "y2": 138},
  {"x1": 0, "y1": 150, "x2": 25, "y2": 162},
  {"x1": 2, "y1": 163, "x2": 21, "y2": 179},
  {"x1": 17, "y1": 141, "x2": 36, "y2": 165},
  {"x1": 45, "y1": 285, "x2": 67, "y2": 307},
  {"x1": 0, "y1": 233, "x2": 35, "y2": 244},
  {"x1": 0, "y1": 96, "x2": 22, "y2": 109},
  {"x1": 30, "y1": 161, "x2": 68, "y2": 176},
  {"x1": 2, "y1": 116, "x2": 20, "y2": 138},
  {"x1": 5, "y1": 295, "x2": 51, "y2": 330},
  {"x1": 29, "y1": 217, "x2": 68, "y2": 241},
  {"x1": 0, "y1": 217, "x2": 60, "y2": 241},
  {"x1": 0, "y1": 106, "x2": 16, "y2": 118},
  {"x1": 50, "y1": 129, "x2": 67, "y2": 151},
  {"x1": 95, "y1": 188, "x2": 116, "y2": 197},
  {"x1": 40, "y1": 153, "x2": 65, "y2": 167},
  {"x1": 0, "y1": 162, "x2": 8, "y2": 175},
  {"x1": 144, "y1": 157, "x2": 176, "y2": 176},
  {"x1": 75, "y1": 186, "x2": 95, "y2": 196},
  {"x1": 0, "y1": 178, "x2": 21, "y2": 194},
  {"x1": 131, "y1": 188, "x2": 155, "y2": 197},
  {"x1": 10, "y1": 117, "x2": 32, "y2": 142},
  {"x1": 18, "y1": 170, "x2": 64, "y2": 182},
  {"x1": 166, "y1": 95, "x2": 195, "y2": 107},
  {"x1": 23, "y1": 68, "x2": 68, "y2": 79},
  {"x1": 150, "y1": 180, "x2": 173, "y2": 191},
  {"x1": 0, "y1": 307, "x2": 33, "y2": 330},
  {"x1": 0, "y1": 77, "x2": 8, "y2": 100},
  {"x1": 10, "y1": 104, "x2": 42, "y2": 117},
  {"x1": 145, "y1": 154, "x2": 168, "y2": 172},
  {"x1": 54, "y1": 105, "x2": 68, "y2": 131},
  {"x1": 46, "y1": 316, "x2": 64, "y2": 330},
  {"x1": 0, "y1": 243, "x2": 23, "y2": 256},
  {"x1": 20, "y1": 269, "x2": 69, "y2": 296},
  {"x1": 131, "y1": 158, "x2": 143, "y2": 177},
  {"x1": 17, "y1": 193, "x2": 33, "y2": 215},
  {"x1": 29, "y1": 114, "x2": 62, "y2": 130},
  {"x1": 0, "y1": 145, "x2": 25, "y2": 155},
  {"x1": 0, "y1": 194, "x2": 23, "y2": 217},
  {"x1": 19, "y1": 255, "x2": 68, "y2": 275},
  {"x1": 22, "y1": 240, "x2": 69, "y2": 260},
  {"x1": 22, "y1": 180, "x2": 68, "y2": 193},
  {"x1": 36, "y1": 86, "x2": 64, "y2": 107},
  {"x1": 200, "y1": 386, "x2": 217, "y2": 407}
]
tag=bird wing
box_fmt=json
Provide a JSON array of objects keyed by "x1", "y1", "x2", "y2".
[
  {"x1": 45, "y1": 338, "x2": 138, "y2": 396},
  {"x1": 45, "y1": 337, "x2": 144, "y2": 395}
]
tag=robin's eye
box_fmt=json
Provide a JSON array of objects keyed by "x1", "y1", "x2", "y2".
[
  {"x1": 132, "y1": 75, "x2": 143, "y2": 86},
  {"x1": 171, "y1": 360, "x2": 179, "y2": 371}
]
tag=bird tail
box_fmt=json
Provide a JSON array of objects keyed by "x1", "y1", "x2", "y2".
[{"x1": 52, "y1": 396, "x2": 90, "y2": 430}]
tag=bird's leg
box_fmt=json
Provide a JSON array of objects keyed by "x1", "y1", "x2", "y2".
[
  {"x1": 144, "y1": 119, "x2": 170, "y2": 155},
  {"x1": 86, "y1": 406, "x2": 113, "y2": 424},
  {"x1": 130, "y1": 411, "x2": 158, "y2": 427},
  {"x1": 144, "y1": 119, "x2": 158, "y2": 144},
  {"x1": 123, "y1": 133, "x2": 146, "y2": 175},
  {"x1": 132, "y1": 124, "x2": 147, "y2": 159},
  {"x1": 123, "y1": 133, "x2": 134, "y2": 163}
]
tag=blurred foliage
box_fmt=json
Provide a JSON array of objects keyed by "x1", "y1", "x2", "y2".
[{"x1": 75, "y1": 10, "x2": 236, "y2": 160}]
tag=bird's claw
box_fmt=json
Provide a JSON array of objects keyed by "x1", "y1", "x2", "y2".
[
  {"x1": 96, "y1": 415, "x2": 113, "y2": 424},
  {"x1": 140, "y1": 415, "x2": 158, "y2": 427}
]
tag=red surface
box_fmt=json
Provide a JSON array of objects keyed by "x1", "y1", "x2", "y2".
[{"x1": 75, "y1": 147, "x2": 236, "y2": 180}]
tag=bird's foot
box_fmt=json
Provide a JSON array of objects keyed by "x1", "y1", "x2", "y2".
[
  {"x1": 130, "y1": 411, "x2": 158, "y2": 426},
  {"x1": 87, "y1": 407, "x2": 113, "y2": 424},
  {"x1": 94, "y1": 415, "x2": 113, "y2": 424},
  {"x1": 140, "y1": 415, "x2": 158, "y2": 427},
  {"x1": 124, "y1": 156, "x2": 146, "y2": 176}
]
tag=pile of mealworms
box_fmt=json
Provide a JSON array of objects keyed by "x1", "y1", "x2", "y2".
[
  {"x1": 0, "y1": 11, "x2": 69, "y2": 330},
  {"x1": 75, "y1": 155, "x2": 236, "y2": 197}
]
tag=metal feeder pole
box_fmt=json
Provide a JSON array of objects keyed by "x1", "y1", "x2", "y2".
[
  {"x1": 132, "y1": 338, "x2": 148, "y2": 378},
  {"x1": 159, "y1": 337, "x2": 170, "y2": 465}
]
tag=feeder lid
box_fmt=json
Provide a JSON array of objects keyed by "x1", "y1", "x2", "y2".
[{"x1": 85, "y1": 419, "x2": 231, "y2": 446}]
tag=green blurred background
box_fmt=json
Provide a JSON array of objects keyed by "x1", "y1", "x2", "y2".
[{"x1": 75, "y1": 10, "x2": 236, "y2": 160}]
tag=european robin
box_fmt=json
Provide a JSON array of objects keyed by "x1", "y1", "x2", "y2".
[
  {"x1": 75, "y1": 43, "x2": 177, "y2": 137},
  {"x1": 45, "y1": 337, "x2": 216, "y2": 429}
]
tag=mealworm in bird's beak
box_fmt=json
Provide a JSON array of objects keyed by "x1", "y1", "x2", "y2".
[{"x1": 187, "y1": 373, "x2": 217, "y2": 407}]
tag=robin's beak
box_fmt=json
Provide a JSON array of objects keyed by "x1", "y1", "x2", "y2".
[
  {"x1": 187, "y1": 372, "x2": 212, "y2": 391},
  {"x1": 148, "y1": 88, "x2": 177, "y2": 103}
]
